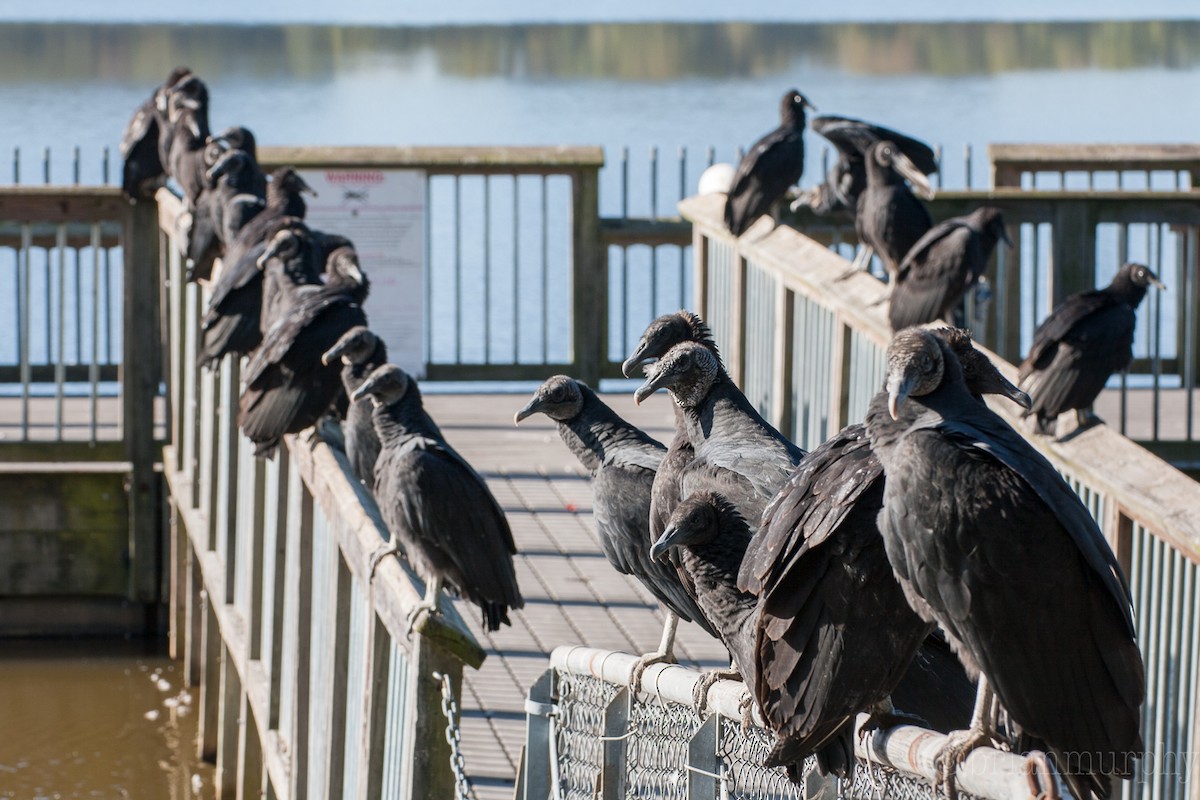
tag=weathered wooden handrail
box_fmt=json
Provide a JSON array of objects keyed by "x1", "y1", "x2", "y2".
[
  {"x1": 682, "y1": 191, "x2": 1200, "y2": 800},
  {"x1": 990, "y1": 143, "x2": 1200, "y2": 187},
  {"x1": 158, "y1": 186, "x2": 486, "y2": 799}
]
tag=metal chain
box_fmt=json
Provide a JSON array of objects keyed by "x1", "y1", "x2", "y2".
[{"x1": 433, "y1": 670, "x2": 479, "y2": 800}]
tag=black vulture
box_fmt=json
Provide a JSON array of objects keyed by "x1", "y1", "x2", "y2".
[
  {"x1": 209, "y1": 126, "x2": 267, "y2": 199},
  {"x1": 185, "y1": 148, "x2": 267, "y2": 284},
  {"x1": 120, "y1": 66, "x2": 192, "y2": 200},
  {"x1": 237, "y1": 229, "x2": 367, "y2": 458},
  {"x1": 633, "y1": 341, "x2": 804, "y2": 528},
  {"x1": 513, "y1": 376, "x2": 720, "y2": 677},
  {"x1": 619, "y1": 311, "x2": 726, "y2": 682},
  {"x1": 866, "y1": 327, "x2": 1144, "y2": 799},
  {"x1": 157, "y1": 72, "x2": 209, "y2": 171},
  {"x1": 163, "y1": 74, "x2": 212, "y2": 209},
  {"x1": 794, "y1": 115, "x2": 937, "y2": 218},
  {"x1": 649, "y1": 492, "x2": 760, "y2": 712},
  {"x1": 198, "y1": 169, "x2": 318, "y2": 363},
  {"x1": 724, "y1": 89, "x2": 814, "y2": 237},
  {"x1": 739, "y1": 328, "x2": 1029, "y2": 780},
  {"x1": 634, "y1": 341, "x2": 805, "y2": 705},
  {"x1": 322, "y1": 326, "x2": 388, "y2": 488},
  {"x1": 353, "y1": 364, "x2": 524, "y2": 632},
  {"x1": 1019, "y1": 261, "x2": 1165, "y2": 436},
  {"x1": 853, "y1": 140, "x2": 934, "y2": 279},
  {"x1": 888, "y1": 207, "x2": 1011, "y2": 331}
]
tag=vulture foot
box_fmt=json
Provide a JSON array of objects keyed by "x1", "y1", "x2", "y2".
[
  {"x1": 368, "y1": 542, "x2": 402, "y2": 582},
  {"x1": 627, "y1": 650, "x2": 675, "y2": 696},
  {"x1": 691, "y1": 665, "x2": 741, "y2": 718},
  {"x1": 738, "y1": 692, "x2": 756, "y2": 733},
  {"x1": 1074, "y1": 409, "x2": 1102, "y2": 430},
  {"x1": 934, "y1": 726, "x2": 1001, "y2": 800}
]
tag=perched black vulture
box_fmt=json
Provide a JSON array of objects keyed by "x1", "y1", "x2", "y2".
[
  {"x1": 186, "y1": 148, "x2": 266, "y2": 283},
  {"x1": 888, "y1": 207, "x2": 1011, "y2": 331},
  {"x1": 353, "y1": 364, "x2": 524, "y2": 632},
  {"x1": 618, "y1": 311, "x2": 726, "y2": 681},
  {"x1": 157, "y1": 72, "x2": 209, "y2": 170},
  {"x1": 163, "y1": 74, "x2": 212, "y2": 209},
  {"x1": 854, "y1": 140, "x2": 934, "y2": 279},
  {"x1": 514, "y1": 376, "x2": 719, "y2": 672},
  {"x1": 322, "y1": 326, "x2": 388, "y2": 488},
  {"x1": 740, "y1": 328, "x2": 1029, "y2": 780},
  {"x1": 1019, "y1": 261, "x2": 1165, "y2": 435},
  {"x1": 209, "y1": 126, "x2": 267, "y2": 199},
  {"x1": 237, "y1": 229, "x2": 367, "y2": 457},
  {"x1": 634, "y1": 341, "x2": 805, "y2": 529},
  {"x1": 634, "y1": 341, "x2": 805, "y2": 703},
  {"x1": 120, "y1": 66, "x2": 192, "y2": 200},
  {"x1": 866, "y1": 327, "x2": 1144, "y2": 799},
  {"x1": 795, "y1": 115, "x2": 937, "y2": 218},
  {"x1": 724, "y1": 89, "x2": 814, "y2": 237},
  {"x1": 198, "y1": 170, "x2": 318, "y2": 362},
  {"x1": 650, "y1": 493, "x2": 760, "y2": 709}
]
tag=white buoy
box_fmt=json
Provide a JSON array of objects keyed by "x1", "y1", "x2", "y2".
[{"x1": 697, "y1": 162, "x2": 735, "y2": 196}]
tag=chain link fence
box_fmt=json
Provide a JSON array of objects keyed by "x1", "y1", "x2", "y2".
[{"x1": 516, "y1": 645, "x2": 1070, "y2": 800}]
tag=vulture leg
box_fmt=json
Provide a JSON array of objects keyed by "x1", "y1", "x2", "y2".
[
  {"x1": 691, "y1": 659, "x2": 741, "y2": 717},
  {"x1": 405, "y1": 574, "x2": 445, "y2": 638},
  {"x1": 1075, "y1": 408, "x2": 1101, "y2": 430},
  {"x1": 368, "y1": 540, "x2": 403, "y2": 581},
  {"x1": 849, "y1": 244, "x2": 875, "y2": 274},
  {"x1": 627, "y1": 612, "x2": 681, "y2": 694},
  {"x1": 934, "y1": 677, "x2": 1002, "y2": 800}
]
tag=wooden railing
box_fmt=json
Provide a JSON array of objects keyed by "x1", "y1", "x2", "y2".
[
  {"x1": 0, "y1": 187, "x2": 160, "y2": 633},
  {"x1": 682, "y1": 192, "x2": 1200, "y2": 800},
  {"x1": 157, "y1": 188, "x2": 486, "y2": 800}
]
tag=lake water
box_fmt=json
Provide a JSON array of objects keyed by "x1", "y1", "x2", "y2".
[{"x1": 0, "y1": 639, "x2": 213, "y2": 799}]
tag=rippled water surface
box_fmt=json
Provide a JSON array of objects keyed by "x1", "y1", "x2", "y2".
[{"x1": 0, "y1": 640, "x2": 214, "y2": 799}]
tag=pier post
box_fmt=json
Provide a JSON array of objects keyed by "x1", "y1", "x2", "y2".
[
  {"x1": 571, "y1": 165, "x2": 606, "y2": 385},
  {"x1": 123, "y1": 198, "x2": 161, "y2": 607}
]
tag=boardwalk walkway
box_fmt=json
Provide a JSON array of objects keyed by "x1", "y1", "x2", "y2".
[{"x1": 421, "y1": 390, "x2": 731, "y2": 799}]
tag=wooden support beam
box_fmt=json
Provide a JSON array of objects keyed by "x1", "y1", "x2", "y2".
[{"x1": 571, "y1": 166, "x2": 606, "y2": 387}]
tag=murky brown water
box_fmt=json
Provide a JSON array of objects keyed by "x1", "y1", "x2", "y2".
[{"x1": 0, "y1": 640, "x2": 215, "y2": 800}]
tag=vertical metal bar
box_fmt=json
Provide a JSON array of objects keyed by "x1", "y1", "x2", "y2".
[
  {"x1": 540, "y1": 173, "x2": 549, "y2": 364},
  {"x1": 102, "y1": 147, "x2": 110, "y2": 185},
  {"x1": 679, "y1": 146, "x2": 687, "y2": 309},
  {"x1": 964, "y1": 144, "x2": 972, "y2": 190},
  {"x1": 934, "y1": 143, "x2": 943, "y2": 188},
  {"x1": 1152, "y1": 223, "x2": 1163, "y2": 441},
  {"x1": 620, "y1": 146, "x2": 629, "y2": 219},
  {"x1": 104, "y1": 246, "x2": 113, "y2": 363},
  {"x1": 454, "y1": 174, "x2": 462, "y2": 364},
  {"x1": 55, "y1": 225, "x2": 66, "y2": 438},
  {"x1": 1186, "y1": 228, "x2": 1196, "y2": 441},
  {"x1": 19, "y1": 225, "x2": 31, "y2": 438},
  {"x1": 820, "y1": 146, "x2": 828, "y2": 181},
  {"x1": 706, "y1": 145, "x2": 714, "y2": 168},
  {"x1": 512, "y1": 176, "x2": 520, "y2": 362},
  {"x1": 74, "y1": 246, "x2": 82, "y2": 366},
  {"x1": 483, "y1": 176, "x2": 491, "y2": 364},
  {"x1": 43, "y1": 146, "x2": 50, "y2": 184},
  {"x1": 91, "y1": 224, "x2": 100, "y2": 443},
  {"x1": 12, "y1": 146, "x2": 19, "y2": 184},
  {"x1": 73, "y1": 145, "x2": 80, "y2": 184},
  {"x1": 424, "y1": 176, "x2": 432, "y2": 366},
  {"x1": 649, "y1": 146, "x2": 658, "y2": 318}
]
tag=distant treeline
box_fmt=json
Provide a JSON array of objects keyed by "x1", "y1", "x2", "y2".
[{"x1": 4, "y1": 20, "x2": 1198, "y2": 83}]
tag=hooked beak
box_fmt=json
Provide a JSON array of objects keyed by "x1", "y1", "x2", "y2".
[
  {"x1": 513, "y1": 396, "x2": 545, "y2": 426},
  {"x1": 650, "y1": 524, "x2": 685, "y2": 563},
  {"x1": 886, "y1": 370, "x2": 918, "y2": 420},
  {"x1": 256, "y1": 237, "x2": 286, "y2": 270},
  {"x1": 179, "y1": 97, "x2": 202, "y2": 111},
  {"x1": 1149, "y1": 275, "x2": 1167, "y2": 291},
  {"x1": 892, "y1": 150, "x2": 935, "y2": 201},
  {"x1": 297, "y1": 175, "x2": 318, "y2": 197},
  {"x1": 633, "y1": 369, "x2": 676, "y2": 405},
  {"x1": 621, "y1": 344, "x2": 650, "y2": 379},
  {"x1": 339, "y1": 257, "x2": 363, "y2": 286},
  {"x1": 350, "y1": 377, "x2": 378, "y2": 404},
  {"x1": 321, "y1": 340, "x2": 349, "y2": 367},
  {"x1": 988, "y1": 370, "x2": 1032, "y2": 410},
  {"x1": 206, "y1": 158, "x2": 230, "y2": 183},
  {"x1": 185, "y1": 115, "x2": 202, "y2": 139}
]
